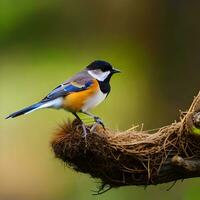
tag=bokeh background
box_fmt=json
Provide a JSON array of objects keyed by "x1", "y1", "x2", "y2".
[{"x1": 1, "y1": 0, "x2": 200, "y2": 200}]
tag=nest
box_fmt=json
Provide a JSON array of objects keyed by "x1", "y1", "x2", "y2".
[{"x1": 51, "y1": 92, "x2": 200, "y2": 192}]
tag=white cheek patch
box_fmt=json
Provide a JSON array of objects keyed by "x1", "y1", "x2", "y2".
[{"x1": 88, "y1": 70, "x2": 110, "y2": 81}]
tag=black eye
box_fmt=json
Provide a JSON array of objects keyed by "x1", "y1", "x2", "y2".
[{"x1": 101, "y1": 67, "x2": 108, "y2": 72}]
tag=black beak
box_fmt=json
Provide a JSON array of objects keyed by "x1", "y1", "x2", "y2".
[{"x1": 112, "y1": 68, "x2": 121, "y2": 74}]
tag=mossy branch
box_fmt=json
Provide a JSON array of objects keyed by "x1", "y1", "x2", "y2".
[{"x1": 51, "y1": 92, "x2": 200, "y2": 192}]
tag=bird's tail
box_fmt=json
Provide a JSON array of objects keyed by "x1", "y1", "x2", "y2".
[
  {"x1": 5, "y1": 102, "x2": 43, "y2": 119},
  {"x1": 5, "y1": 98, "x2": 63, "y2": 119}
]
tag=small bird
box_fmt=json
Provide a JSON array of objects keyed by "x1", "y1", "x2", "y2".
[{"x1": 6, "y1": 60, "x2": 120, "y2": 135}]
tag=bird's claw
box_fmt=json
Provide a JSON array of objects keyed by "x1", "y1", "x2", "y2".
[
  {"x1": 90, "y1": 123, "x2": 98, "y2": 132},
  {"x1": 81, "y1": 123, "x2": 89, "y2": 148},
  {"x1": 81, "y1": 123, "x2": 88, "y2": 138},
  {"x1": 94, "y1": 116, "x2": 105, "y2": 129}
]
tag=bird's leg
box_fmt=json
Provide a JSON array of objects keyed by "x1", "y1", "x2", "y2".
[
  {"x1": 81, "y1": 111, "x2": 105, "y2": 129},
  {"x1": 72, "y1": 113, "x2": 88, "y2": 137}
]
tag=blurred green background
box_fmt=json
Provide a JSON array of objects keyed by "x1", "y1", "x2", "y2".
[{"x1": 1, "y1": 0, "x2": 200, "y2": 200}]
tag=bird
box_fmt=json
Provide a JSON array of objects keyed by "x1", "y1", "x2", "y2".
[{"x1": 6, "y1": 60, "x2": 120, "y2": 136}]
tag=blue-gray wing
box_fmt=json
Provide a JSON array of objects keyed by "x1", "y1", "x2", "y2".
[{"x1": 41, "y1": 70, "x2": 93, "y2": 102}]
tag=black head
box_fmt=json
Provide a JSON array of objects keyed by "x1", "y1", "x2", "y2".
[
  {"x1": 86, "y1": 60, "x2": 120, "y2": 77},
  {"x1": 86, "y1": 60, "x2": 113, "y2": 71},
  {"x1": 86, "y1": 60, "x2": 120, "y2": 93}
]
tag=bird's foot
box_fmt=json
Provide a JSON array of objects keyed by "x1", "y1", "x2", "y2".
[
  {"x1": 90, "y1": 123, "x2": 98, "y2": 132},
  {"x1": 81, "y1": 123, "x2": 89, "y2": 148},
  {"x1": 81, "y1": 123, "x2": 88, "y2": 137},
  {"x1": 94, "y1": 116, "x2": 105, "y2": 129}
]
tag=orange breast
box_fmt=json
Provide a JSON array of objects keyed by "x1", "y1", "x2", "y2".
[{"x1": 62, "y1": 79, "x2": 99, "y2": 112}]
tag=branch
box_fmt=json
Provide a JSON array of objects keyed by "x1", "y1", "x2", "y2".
[{"x1": 51, "y1": 92, "x2": 200, "y2": 191}]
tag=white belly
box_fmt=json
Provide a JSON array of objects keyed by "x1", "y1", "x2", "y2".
[{"x1": 81, "y1": 90, "x2": 107, "y2": 112}]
